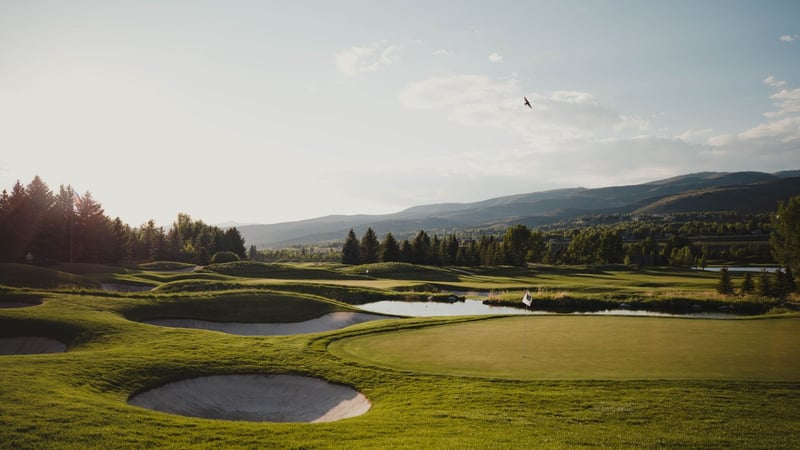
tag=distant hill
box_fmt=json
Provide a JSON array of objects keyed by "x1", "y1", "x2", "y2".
[{"x1": 237, "y1": 171, "x2": 800, "y2": 248}]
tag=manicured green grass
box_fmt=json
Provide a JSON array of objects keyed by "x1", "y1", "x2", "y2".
[
  {"x1": 330, "y1": 315, "x2": 800, "y2": 380},
  {"x1": 1, "y1": 263, "x2": 799, "y2": 448}
]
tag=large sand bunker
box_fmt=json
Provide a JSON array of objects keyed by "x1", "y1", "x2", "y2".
[
  {"x1": 143, "y1": 311, "x2": 385, "y2": 335},
  {"x1": 0, "y1": 337, "x2": 66, "y2": 355},
  {"x1": 128, "y1": 374, "x2": 370, "y2": 422}
]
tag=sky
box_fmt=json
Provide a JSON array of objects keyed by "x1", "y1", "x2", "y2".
[{"x1": 1, "y1": 1, "x2": 799, "y2": 227}]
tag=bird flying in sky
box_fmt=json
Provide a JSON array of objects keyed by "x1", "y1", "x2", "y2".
[{"x1": 523, "y1": 96, "x2": 532, "y2": 109}]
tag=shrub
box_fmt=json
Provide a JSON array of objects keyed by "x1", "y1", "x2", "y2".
[{"x1": 211, "y1": 251, "x2": 240, "y2": 264}]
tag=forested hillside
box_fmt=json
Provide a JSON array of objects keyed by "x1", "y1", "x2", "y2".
[{"x1": 239, "y1": 171, "x2": 800, "y2": 247}]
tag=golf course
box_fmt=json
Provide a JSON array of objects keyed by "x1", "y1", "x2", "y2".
[{"x1": 1, "y1": 261, "x2": 799, "y2": 448}]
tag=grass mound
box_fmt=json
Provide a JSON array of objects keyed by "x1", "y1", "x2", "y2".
[
  {"x1": 137, "y1": 261, "x2": 197, "y2": 271},
  {"x1": 121, "y1": 291, "x2": 349, "y2": 323},
  {"x1": 206, "y1": 261, "x2": 357, "y2": 280},
  {"x1": 0, "y1": 263, "x2": 98, "y2": 289},
  {"x1": 341, "y1": 262, "x2": 460, "y2": 281}
]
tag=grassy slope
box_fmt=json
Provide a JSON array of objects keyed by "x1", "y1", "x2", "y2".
[{"x1": 0, "y1": 264, "x2": 798, "y2": 448}]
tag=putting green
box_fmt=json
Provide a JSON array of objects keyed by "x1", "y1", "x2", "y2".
[{"x1": 330, "y1": 315, "x2": 800, "y2": 380}]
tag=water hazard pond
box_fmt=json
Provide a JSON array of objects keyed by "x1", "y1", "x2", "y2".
[{"x1": 357, "y1": 298, "x2": 734, "y2": 318}]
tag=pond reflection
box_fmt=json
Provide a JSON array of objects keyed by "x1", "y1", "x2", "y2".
[{"x1": 358, "y1": 298, "x2": 734, "y2": 318}]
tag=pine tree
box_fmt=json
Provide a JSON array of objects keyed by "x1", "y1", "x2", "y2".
[
  {"x1": 756, "y1": 269, "x2": 772, "y2": 297},
  {"x1": 341, "y1": 229, "x2": 361, "y2": 265},
  {"x1": 785, "y1": 267, "x2": 797, "y2": 293},
  {"x1": 741, "y1": 271, "x2": 755, "y2": 295},
  {"x1": 359, "y1": 228, "x2": 379, "y2": 264},
  {"x1": 411, "y1": 230, "x2": 430, "y2": 265},
  {"x1": 716, "y1": 267, "x2": 733, "y2": 296},
  {"x1": 379, "y1": 232, "x2": 400, "y2": 262}
]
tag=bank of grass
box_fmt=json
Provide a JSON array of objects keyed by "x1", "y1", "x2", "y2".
[
  {"x1": 1, "y1": 263, "x2": 799, "y2": 448},
  {"x1": 0, "y1": 288, "x2": 798, "y2": 448},
  {"x1": 0, "y1": 263, "x2": 98, "y2": 289}
]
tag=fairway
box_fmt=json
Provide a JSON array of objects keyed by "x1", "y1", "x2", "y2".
[{"x1": 330, "y1": 315, "x2": 800, "y2": 380}]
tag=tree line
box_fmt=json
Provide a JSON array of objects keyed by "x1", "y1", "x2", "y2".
[
  {"x1": 717, "y1": 267, "x2": 796, "y2": 298},
  {"x1": 0, "y1": 176, "x2": 246, "y2": 265},
  {"x1": 340, "y1": 194, "x2": 800, "y2": 272}
]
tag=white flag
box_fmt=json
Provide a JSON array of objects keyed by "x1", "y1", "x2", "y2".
[{"x1": 522, "y1": 289, "x2": 532, "y2": 307}]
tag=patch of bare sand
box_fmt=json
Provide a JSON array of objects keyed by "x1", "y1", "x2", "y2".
[
  {"x1": 128, "y1": 374, "x2": 370, "y2": 422},
  {"x1": 143, "y1": 311, "x2": 386, "y2": 335},
  {"x1": 0, "y1": 337, "x2": 66, "y2": 354}
]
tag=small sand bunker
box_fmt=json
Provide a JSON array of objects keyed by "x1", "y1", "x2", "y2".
[
  {"x1": 143, "y1": 311, "x2": 385, "y2": 335},
  {"x1": 129, "y1": 374, "x2": 370, "y2": 422},
  {"x1": 0, "y1": 337, "x2": 66, "y2": 355},
  {"x1": 0, "y1": 300, "x2": 42, "y2": 308}
]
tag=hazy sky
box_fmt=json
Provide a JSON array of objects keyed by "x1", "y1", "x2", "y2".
[{"x1": 1, "y1": 1, "x2": 799, "y2": 227}]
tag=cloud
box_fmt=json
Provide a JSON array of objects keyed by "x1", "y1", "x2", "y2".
[
  {"x1": 764, "y1": 88, "x2": 800, "y2": 118},
  {"x1": 398, "y1": 73, "x2": 649, "y2": 154},
  {"x1": 335, "y1": 42, "x2": 401, "y2": 76},
  {"x1": 432, "y1": 49, "x2": 453, "y2": 56},
  {"x1": 397, "y1": 73, "x2": 797, "y2": 192},
  {"x1": 779, "y1": 34, "x2": 799, "y2": 42},
  {"x1": 488, "y1": 52, "x2": 503, "y2": 63},
  {"x1": 763, "y1": 75, "x2": 786, "y2": 88},
  {"x1": 708, "y1": 81, "x2": 800, "y2": 165}
]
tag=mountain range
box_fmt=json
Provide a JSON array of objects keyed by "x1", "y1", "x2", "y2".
[{"x1": 237, "y1": 170, "x2": 800, "y2": 248}]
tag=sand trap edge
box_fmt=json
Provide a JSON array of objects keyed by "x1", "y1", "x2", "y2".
[
  {"x1": 0, "y1": 336, "x2": 67, "y2": 355},
  {"x1": 141, "y1": 311, "x2": 387, "y2": 336},
  {"x1": 128, "y1": 374, "x2": 371, "y2": 423}
]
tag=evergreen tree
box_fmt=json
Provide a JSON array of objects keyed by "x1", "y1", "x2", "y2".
[
  {"x1": 379, "y1": 232, "x2": 400, "y2": 262},
  {"x1": 741, "y1": 271, "x2": 755, "y2": 294},
  {"x1": 716, "y1": 267, "x2": 733, "y2": 296},
  {"x1": 248, "y1": 245, "x2": 259, "y2": 260},
  {"x1": 411, "y1": 230, "x2": 430, "y2": 265},
  {"x1": 222, "y1": 227, "x2": 247, "y2": 259},
  {"x1": 359, "y1": 228, "x2": 379, "y2": 264},
  {"x1": 341, "y1": 229, "x2": 361, "y2": 265},
  {"x1": 399, "y1": 240, "x2": 414, "y2": 263},
  {"x1": 756, "y1": 269, "x2": 772, "y2": 297},
  {"x1": 427, "y1": 235, "x2": 442, "y2": 265},
  {"x1": 773, "y1": 270, "x2": 788, "y2": 299},
  {"x1": 785, "y1": 267, "x2": 797, "y2": 293}
]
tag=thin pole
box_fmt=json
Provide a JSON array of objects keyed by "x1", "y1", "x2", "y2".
[{"x1": 70, "y1": 199, "x2": 74, "y2": 264}]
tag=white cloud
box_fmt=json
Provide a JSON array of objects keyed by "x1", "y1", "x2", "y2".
[
  {"x1": 764, "y1": 88, "x2": 800, "y2": 118},
  {"x1": 676, "y1": 128, "x2": 714, "y2": 143},
  {"x1": 708, "y1": 81, "x2": 800, "y2": 165},
  {"x1": 432, "y1": 49, "x2": 453, "y2": 56},
  {"x1": 397, "y1": 73, "x2": 798, "y2": 191},
  {"x1": 779, "y1": 34, "x2": 799, "y2": 42},
  {"x1": 380, "y1": 45, "x2": 401, "y2": 65},
  {"x1": 398, "y1": 74, "x2": 649, "y2": 154},
  {"x1": 488, "y1": 52, "x2": 503, "y2": 63},
  {"x1": 335, "y1": 42, "x2": 401, "y2": 76},
  {"x1": 763, "y1": 75, "x2": 786, "y2": 88}
]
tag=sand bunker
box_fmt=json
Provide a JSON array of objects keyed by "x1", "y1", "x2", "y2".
[
  {"x1": 143, "y1": 311, "x2": 385, "y2": 335},
  {"x1": 0, "y1": 337, "x2": 66, "y2": 355},
  {"x1": 128, "y1": 374, "x2": 370, "y2": 422},
  {"x1": 0, "y1": 300, "x2": 42, "y2": 308}
]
